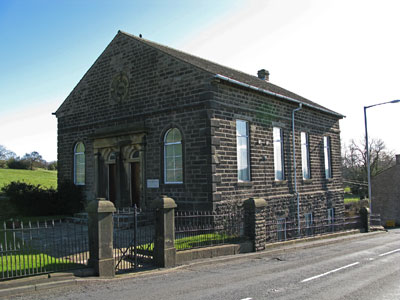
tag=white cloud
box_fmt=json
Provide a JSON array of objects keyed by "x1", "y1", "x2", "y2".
[{"x1": 0, "y1": 100, "x2": 60, "y2": 161}]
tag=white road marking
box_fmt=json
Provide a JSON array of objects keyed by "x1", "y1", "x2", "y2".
[
  {"x1": 241, "y1": 298, "x2": 252, "y2": 300},
  {"x1": 301, "y1": 262, "x2": 360, "y2": 283},
  {"x1": 378, "y1": 248, "x2": 400, "y2": 257}
]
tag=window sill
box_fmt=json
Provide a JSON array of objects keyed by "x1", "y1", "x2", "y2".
[
  {"x1": 236, "y1": 181, "x2": 253, "y2": 188},
  {"x1": 273, "y1": 180, "x2": 288, "y2": 186},
  {"x1": 163, "y1": 183, "x2": 184, "y2": 188}
]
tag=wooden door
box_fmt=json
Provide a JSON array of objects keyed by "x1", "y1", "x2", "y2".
[{"x1": 130, "y1": 162, "x2": 141, "y2": 208}]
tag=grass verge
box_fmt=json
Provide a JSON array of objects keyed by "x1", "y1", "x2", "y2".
[
  {"x1": 0, "y1": 253, "x2": 83, "y2": 279},
  {"x1": 0, "y1": 169, "x2": 57, "y2": 189},
  {"x1": 175, "y1": 233, "x2": 243, "y2": 251}
]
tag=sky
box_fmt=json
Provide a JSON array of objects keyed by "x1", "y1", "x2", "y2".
[{"x1": 1, "y1": 0, "x2": 400, "y2": 162}]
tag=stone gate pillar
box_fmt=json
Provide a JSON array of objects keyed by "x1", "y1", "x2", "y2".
[
  {"x1": 153, "y1": 195, "x2": 177, "y2": 268},
  {"x1": 359, "y1": 206, "x2": 370, "y2": 232},
  {"x1": 244, "y1": 197, "x2": 268, "y2": 252},
  {"x1": 87, "y1": 198, "x2": 116, "y2": 277}
]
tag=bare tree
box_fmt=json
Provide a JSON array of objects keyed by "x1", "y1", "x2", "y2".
[
  {"x1": 342, "y1": 138, "x2": 395, "y2": 197},
  {"x1": 22, "y1": 151, "x2": 45, "y2": 170},
  {"x1": 0, "y1": 145, "x2": 16, "y2": 160}
]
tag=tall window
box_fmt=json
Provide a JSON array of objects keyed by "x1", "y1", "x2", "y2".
[
  {"x1": 74, "y1": 142, "x2": 85, "y2": 185},
  {"x1": 236, "y1": 120, "x2": 250, "y2": 181},
  {"x1": 164, "y1": 128, "x2": 183, "y2": 184},
  {"x1": 301, "y1": 132, "x2": 310, "y2": 179},
  {"x1": 323, "y1": 136, "x2": 332, "y2": 179},
  {"x1": 273, "y1": 127, "x2": 284, "y2": 180}
]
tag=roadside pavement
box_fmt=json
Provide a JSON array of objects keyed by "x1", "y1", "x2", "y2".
[{"x1": 0, "y1": 229, "x2": 386, "y2": 298}]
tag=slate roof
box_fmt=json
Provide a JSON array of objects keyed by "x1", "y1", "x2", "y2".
[{"x1": 120, "y1": 31, "x2": 343, "y2": 118}]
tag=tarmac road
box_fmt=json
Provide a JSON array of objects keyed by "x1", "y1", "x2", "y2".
[{"x1": 7, "y1": 229, "x2": 400, "y2": 300}]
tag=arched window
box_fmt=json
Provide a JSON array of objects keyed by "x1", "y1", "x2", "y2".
[
  {"x1": 164, "y1": 128, "x2": 183, "y2": 184},
  {"x1": 74, "y1": 142, "x2": 85, "y2": 185},
  {"x1": 108, "y1": 151, "x2": 117, "y2": 163},
  {"x1": 131, "y1": 150, "x2": 140, "y2": 160}
]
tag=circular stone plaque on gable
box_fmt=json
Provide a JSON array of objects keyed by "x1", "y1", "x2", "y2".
[{"x1": 110, "y1": 72, "x2": 129, "y2": 103}]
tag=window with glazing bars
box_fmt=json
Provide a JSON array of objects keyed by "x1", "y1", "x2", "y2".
[
  {"x1": 74, "y1": 142, "x2": 85, "y2": 185},
  {"x1": 236, "y1": 120, "x2": 250, "y2": 181},
  {"x1": 323, "y1": 136, "x2": 332, "y2": 179},
  {"x1": 164, "y1": 128, "x2": 183, "y2": 184},
  {"x1": 301, "y1": 132, "x2": 310, "y2": 179},
  {"x1": 273, "y1": 127, "x2": 284, "y2": 180}
]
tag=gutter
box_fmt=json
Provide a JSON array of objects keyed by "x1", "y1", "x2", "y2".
[
  {"x1": 213, "y1": 74, "x2": 344, "y2": 118},
  {"x1": 292, "y1": 103, "x2": 303, "y2": 237}
]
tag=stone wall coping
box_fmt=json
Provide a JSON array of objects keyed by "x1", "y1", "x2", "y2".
[
  {"x1": 86, "y1": 198, "x2": 116, "y2": 213},
  {"x1": 152, "y1": 195, "x2": 177, "y2": 209},
  {"x1": 244, "y1": 197, "x2": 267, "y2": 209}
]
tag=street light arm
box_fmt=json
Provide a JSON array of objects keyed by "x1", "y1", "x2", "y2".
[
  {"x1": 364, "y1": 98, "x2": 400, "y2": 214},
  {"x1": 365, "y1": 99, "x2": 400, "y2": 109}
]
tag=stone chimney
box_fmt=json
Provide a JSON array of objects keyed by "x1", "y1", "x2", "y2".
[
  {"x1": 257, "y1": 69, "x2": 270, "y2": 81},
  {"x1": 396, "y1": 154, "x2": 400, "y2": 165}
]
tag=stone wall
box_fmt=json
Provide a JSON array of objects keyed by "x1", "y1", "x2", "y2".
[
  {"x1": 371, "y1": 159, "x2": 400, "y2": 225},
  {"x1": 57, "y1": 32, "x2": 214, "y2": 209},
  {"x1": 57, "y1": 31, "x2": 344, "y2": 217},
  {"x1": 209, "y1": 81, "x2": 344, "y2": 221}
]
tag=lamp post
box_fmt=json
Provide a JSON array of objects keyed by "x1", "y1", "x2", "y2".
[{"x1": 364, "y1": 99, "x2": 400, "y2": 212}]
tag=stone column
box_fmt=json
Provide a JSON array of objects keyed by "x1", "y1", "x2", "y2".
[
  {"x1": 244, "y1": 197, "x2": 267, "y2": 252},
  {"x1": 115, "y1": 151, "x2": 121, "y2": 207},
  {"x1": 94, "y1": 152, "x2": 101, "y2": 197},
  {"x1": 87, "y1": 198, "x2": 116, "y2": 277},
  {"x1": 153, "y1": 195, "x2": 177, "y2": 268},
  {"x1": 359, "y1": 206, "x2": 370, "y2": 232}
]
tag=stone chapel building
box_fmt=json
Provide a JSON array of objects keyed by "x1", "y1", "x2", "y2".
[{"x1": 55, "y1": 30, "x2": 344, "y2": 222}]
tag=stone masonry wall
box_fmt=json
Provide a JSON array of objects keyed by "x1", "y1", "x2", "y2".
[
  {"x1": 371, "y1": 163, "x2": 400, "y2": 225},
  {"x1": 209, "y1": 81, "x2": 344, "y2": 223},
  {"x1": 57, "y1": 32, "x2": 214, "y2": 209},
  {"x1": 57, "y1": 31, "x2": 344, "y2": 216}
]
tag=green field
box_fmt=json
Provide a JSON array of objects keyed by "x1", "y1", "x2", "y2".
[
  {"x1": 344, "y1": 194, "x2": 360, "y2": 204},
  {"x1": 0, "y1": 169, "x2": 57, "y2": 189}
]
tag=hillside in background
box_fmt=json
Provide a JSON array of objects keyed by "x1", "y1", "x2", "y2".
[{"x1": 0, "y1": 169, "x2": 57, "y2": 189}]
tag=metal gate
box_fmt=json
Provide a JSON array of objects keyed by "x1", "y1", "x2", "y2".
[{"x1": 113, "y1": 207, "x2": 155, "y2": 273}]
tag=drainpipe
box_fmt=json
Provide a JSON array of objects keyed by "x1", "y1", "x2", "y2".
[{"x1": 292, "y1": 103, "x2": 302, "y2": 236}]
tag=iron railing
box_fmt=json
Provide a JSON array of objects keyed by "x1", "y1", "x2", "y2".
[
  {"x1": 266, "y1": 215, "x2": 361, "y2": 243},
  {"x1": 113, "y1": 207, "x2": 155, "y2": 273},
  {"x1": 0, "y1": 219, "x2": 89, "y2": 281},
  {"x1": 175, "y1": 210, "x2": 245, "y2": 251}
]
